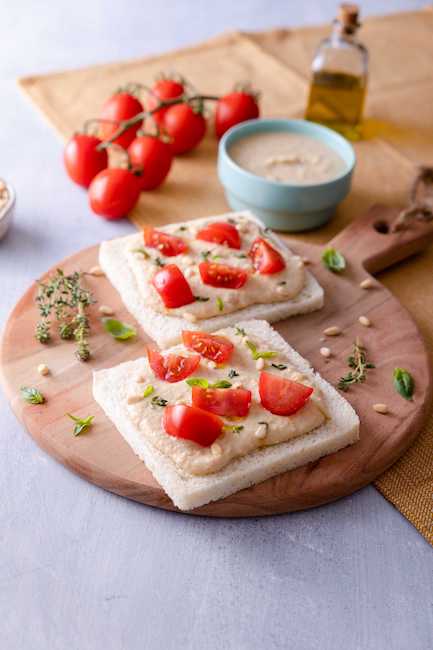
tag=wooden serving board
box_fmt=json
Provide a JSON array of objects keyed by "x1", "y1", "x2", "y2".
[{"x1": 1, "y1": 206, "x2": 433, "y2": 517}]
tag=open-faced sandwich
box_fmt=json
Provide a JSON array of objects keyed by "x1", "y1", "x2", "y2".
[
  {"x1": 99, "y1": 211, "x2": 324, "y2": 347},
  {"x1": 93, "y1": 319, "x2": 359, "y2": 511}
]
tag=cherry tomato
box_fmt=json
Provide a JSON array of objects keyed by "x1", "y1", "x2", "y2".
[
  {"x1": 163, "y1": 104, "x2": 206, "y2": 155},
  {"x1": 196, "y1": 221, "x2": 241, "y2": 249},
  {"x1": 199, "y1": 262, "x2": 248, "y2": 289},
  {"x1": 147, "y1": 348, "x2": 200, "y2": 383},
  {"x1": 192, "y1": 386, "x2": 251, "y2": 417},
  {"x1": 163, "y1": 404, "x2": 223, "y2": 447},
  {"x1": 88, "y1": 168, "x2": 141, "y2": 220},
  {"x1": 152, "y1": 264, "x2": 195, "y2": 308},
  {"x1": 182, "y1": 331, "x2": 234, "y2": 364},
  {"x1": 215, "y1": 91, "x2": 259, "y2": 139},
  {"x1": 64, "y1": 134, "x2": 108, "y2": 188},
  {"x1": 249, "y1": 238, "x2": 286, "y2": 275},
  {"x1": 143, "y1": 227, "x2": 187, "y2": 257},
  {"x1": 128, "y1": 136, "x2": 173, "y2": 190},
  {"x1": 147, "y1": 79, "x2": 185, "y2": 126},
  {"x1": 99, "y1": 92, "x2": 144, "y2": 149},
  {"x1": 259, "y1": 371, "x2": 313, "y2": 416}
]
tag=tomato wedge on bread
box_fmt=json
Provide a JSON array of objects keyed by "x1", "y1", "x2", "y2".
[
  {"x1": 196, "y1": 221, "x2": 241, "y2": 249},
  {"x1": 163, "y1": 404, "x2": 223, "y2": 447},
  {"x1": 182, "y1": 331, "x2": 234, "y2": 364},
  {"x1": 249, "y1": 238, "x2": 286, "y2": 274},
  {"x1": 192, "y1": 386, "x2": 252, "y2": 417},
  {"x1": 199, "y1": 262, "x2": 248, "y2": 289},
  {"x1": 259, "y1": 371, "x2": 313, "y2": 416},
  {"x1": 147, "y1": 348, "x2": 200, "y2": 383},
  {"x1": 143, "y1": 227, "x2": 187, "y2": 256},
  {"x1": 152, "y1": 264, "x2": 195, "y2": 308}
]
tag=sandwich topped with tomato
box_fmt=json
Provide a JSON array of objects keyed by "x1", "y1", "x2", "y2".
[
  {"x1": 93, "y1": 319, "x2": 359, "y2": 510},
  {"x1": 99, "y1": 211, "x2": 324, "y2": 347}
]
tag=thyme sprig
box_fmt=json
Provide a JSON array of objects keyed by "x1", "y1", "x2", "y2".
[
  {"x1": 337, "y1": 338, "x2": 375, "y2": 392},
  {"x1": 35, "y1": 269, "x2": 95, "y2": 361}
]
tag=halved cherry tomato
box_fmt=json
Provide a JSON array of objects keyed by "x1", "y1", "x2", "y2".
[
  {"x1": 163, "y1": 404, "x2": 223, "y2": 447},
  {"x1": 152, "y1": 264, "x2": 195, "y2": 308},
  {"x1": 147, "y1": 348, "x2": 200, "y2": 383},
  {"x1": 163, "y1": 103, "x2": 206, "y2": 155},
  {"x1": 199, "y1": 262, "x2": 248, "y2": 289},
  {"x1": 192, "y1": 386, "x2": 251, "y2": 417},
  {"x1": 128, "y1": 135, "x2": 173, "y2": 190},
  {"x1": 249, "y1": 238, "x2": 286, "y2": 275},
  {"x1": 147, "y1": 78, "x2": 185, "y2": 126},
  {"x1": 88, "y1": 168, "x2": 141, "y2": 220},
  {"x1": 182, "y1": 331, "x2": 234, "y2": 364},
  {"x1": 99, "y1": 92, "x2": 144, "y2": 149},
  {"x1": 143, "y1": 227, "x2": 187, "y2": 256},
  {"x1": 259, "y1": 371, "x2": 313, "y2": 416},
  {"x1": 215, "y1": 91, "x2": 260, "y2": 139},
  {"x1": 64, "y1": 134, "x2": 108, "y2": 188},
  {"x1": 196, "y1": 221, "x2": 241, "y2": 249}
]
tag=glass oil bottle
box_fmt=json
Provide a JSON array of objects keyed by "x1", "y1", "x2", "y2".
[{"x1": 305, "y1": 3, "x2": 368, "y2": 140}]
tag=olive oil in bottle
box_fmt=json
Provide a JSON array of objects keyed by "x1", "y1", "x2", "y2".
[{"x1": 305, "y1": 3, "x2": 368, "y2": 139}]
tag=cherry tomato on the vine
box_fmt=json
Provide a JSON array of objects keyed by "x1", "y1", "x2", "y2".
[
  {"x1": 215, "y1": 91, "x2": 259, "y2": 139},
  {"x1": 99, "y1": 92, "x2": 144, "y2": 149},
  {"x1": 147, "y1": 78, "x2": 185, "y2": 126},
  {"x1": 163, "y1": 103, "x2": 206, "y2": 155},
  {"x1": 128, "y1": 135, "x2": 173, "y2": 190},
  {"x1": 63, "y1": 134, "x2": 108, "y2": 188},
  {"x1": 88, "y1": 168, "x2": 141, "y2": 220}
]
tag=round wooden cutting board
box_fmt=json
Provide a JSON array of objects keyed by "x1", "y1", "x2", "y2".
[{"x1": 1, "y1": 205, "x2": 432, "y2": 517}]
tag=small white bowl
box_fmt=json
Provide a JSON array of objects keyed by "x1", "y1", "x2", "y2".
[{"x1": 0, "y1": 180, "x2": 15, "y2": 240}]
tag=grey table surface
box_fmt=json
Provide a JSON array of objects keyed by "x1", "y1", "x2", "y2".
[{"x1": 1, "y1": 1, "x2": 432, "y2": 649}]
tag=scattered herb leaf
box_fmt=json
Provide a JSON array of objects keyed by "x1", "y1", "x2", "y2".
[
  {"x1": 277, "y1": 281, "x2": 287, "y2": 286},
  {"x1": 271, "y1": 363, "x2": 287, "y2": 371},
  {"x1": 151, "y1": 395, "x2": 168, "y2": 407},
  {"x1": 228, "y1": 369, "x2": 239, "y2": 379},
  {"x1": 102, "y1": 318, "x2": 136, "y2": 341},
  {"x1": 143, "y1": 385, "x2": 154, "y2": 398},
  {"x1": 201, "y1": 251, "x2": 211, "y2": 261},
  {"x1": 322, "y1": 247, "x2": 346, "y2": 273},
  {"x1": 178, "y1": 226, "x2": 187, "y2": 231},
  {"x1": 194, "y1": 296, "x2": 210, "y2": 302},
  {"x1": 186, "y1": 377, "x2": 232, "y2": 389},
  {"x1": 154, "y1": 257, "x2": 165, "y2": 267},
  {"x1": 246, "y1": 340, "x2": 277, "y2": 360},
  {"x1": 211, "y1": 254, "x2": 222, "y2": 260},
  {"x1": 216, "y1": 297, "x2": 224, "y2": 312},
  {"x1": 67, "y1": 413, "x2": 94, "y2": 436},
  {"x1": 227, "y1": 218, "x2": 237, "y2": 225},
  {"x1": 212, "y1": 380, "x2": 232, "y2": 389},
  {"x1": 393, "y1": 368, "x2": 414, "y2": 401},
  {"x1": 131, "y1": 247, "x2": 150, "y2": 259},
  {"x1": 20, "y1": 386, "x2": 45, "y2": 405},
  {"x1": 236, "y1": 254, "x2": 247, "y2": 259},
  {"x1": 224, "y1": 424, "x2": 244, "y2": 433},
  {"x1": 337, "y1": 339, "x2": 375, "y2": 391},
  {"x1": 235, "y1": 326, "x2": 246, "y2": 337}
]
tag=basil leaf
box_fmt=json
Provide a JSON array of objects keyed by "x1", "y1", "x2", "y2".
[
  {"x1": 224, "y1": 424, "x2": 244, "y2": 433},
  {"x1": 216, "y1": 297, "x2": 224, "y2": 312},
  {"x1": 322, "y1": 247, "x2": 346, "y2": 273},
  {"x1": 393, "y1": 367, "x2": 414, "y2": 400},
  {"x1": 186, "y1": 377, "x2": 209, "y2": 388},
  {"x1": 143, "y1": 385, "x2": 154, "y2": 398},
  {"x1": 246, "y1": 340, "x2": 277, "y2": 360},
  {"x1": 211, "y1": 380, "x2": 232, "y2": 389},
  {"x1": 67, "y1": 413, "x2": 94, "y2": 436},
  {"x1": 102, "y1": 318, "x2": 136, "y2": 341},
  {"x1": 20, "y1": 386, "x2": 45, "y2": 405}
]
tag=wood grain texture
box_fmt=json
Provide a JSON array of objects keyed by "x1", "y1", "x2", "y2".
[{"x1": 1, "y1": 205, "x2": 432, "y2": 517}]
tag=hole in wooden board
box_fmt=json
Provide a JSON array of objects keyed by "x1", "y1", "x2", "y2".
[{"x1": 374, "y1": 220, "x2": 390, "y2": 234}]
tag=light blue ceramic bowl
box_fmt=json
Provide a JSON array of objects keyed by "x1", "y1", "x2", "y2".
[{"x1": 217, "y1": 118, "x2": 356, "y2": 232}]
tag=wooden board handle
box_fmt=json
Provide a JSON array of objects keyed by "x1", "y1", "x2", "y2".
[{"x1": 329, "y1": 204, "x2": 433, "y2": 274}]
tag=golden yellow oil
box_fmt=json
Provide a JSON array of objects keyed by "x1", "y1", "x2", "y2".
[{"x1": 305, "y1": 71, "x2": 366, "y2": 140}]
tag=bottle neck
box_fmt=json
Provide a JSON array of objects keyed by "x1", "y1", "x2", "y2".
[{"x1": 331, "y1": 19, "x2": 358, "y2": 44}]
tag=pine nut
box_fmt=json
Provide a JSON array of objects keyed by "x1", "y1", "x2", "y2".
[
  {"x1": 183, "y1": 312, "x2": 197, "y2": 323},
  {"x1": 254, "y1": 424, "x2": 268, "y2": 440},
  {"x1": 324, "y1": 326, "x2": 341, "y2": 336},
  {"x1": 127, "y1": 394, "x2": 143, "y2": 404},
  {"x1": 99, "y1": 305, "x2": 114, "y2": 316},
  {"x1": 320, "y1": 347, "x2": 331, "y2": 358},
  {"x1": 360, "y1": 278, "x2": 374, "y2": 289},
  {"x1": 211, "y1": 443, "x2": 222, "y2": 456},
  {"x1": 37, "y1": 363, "x2": 50, "y2": 376},
  {"x1": 373, "y1": 403, "x2": 388, "y2": 414},
  {"x1": 208, "y1": 360, "x2": 217, "y2": 370},
  {"x1": 256, "y1": 358, "x2": 265, "y2": 370},
  {"x1": 359, "y1": 316, "x2": 371, "y2": 327}
]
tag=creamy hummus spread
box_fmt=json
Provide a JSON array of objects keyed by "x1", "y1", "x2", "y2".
[
  {"x1": 125, "y1": 326, "x2": 327, "y2": 476},
  {"x1": 124, "y1": 214, "x2": 305, "y2": 320},
  {"x1": 229, "y1": 131, "x2": 347, "y2": 184}
]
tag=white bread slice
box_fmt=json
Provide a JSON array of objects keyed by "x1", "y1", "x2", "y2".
[
  {"x1": 99, "y1": 211, "x2": 324, "y2": 348},
  {"x1": 93, "y1": 319, "x2": 359, "y2": 511}
]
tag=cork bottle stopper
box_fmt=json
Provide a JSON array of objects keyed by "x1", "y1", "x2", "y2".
[{"x1": 338, "y1": 3, "x2": 360, "y2": 28}]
